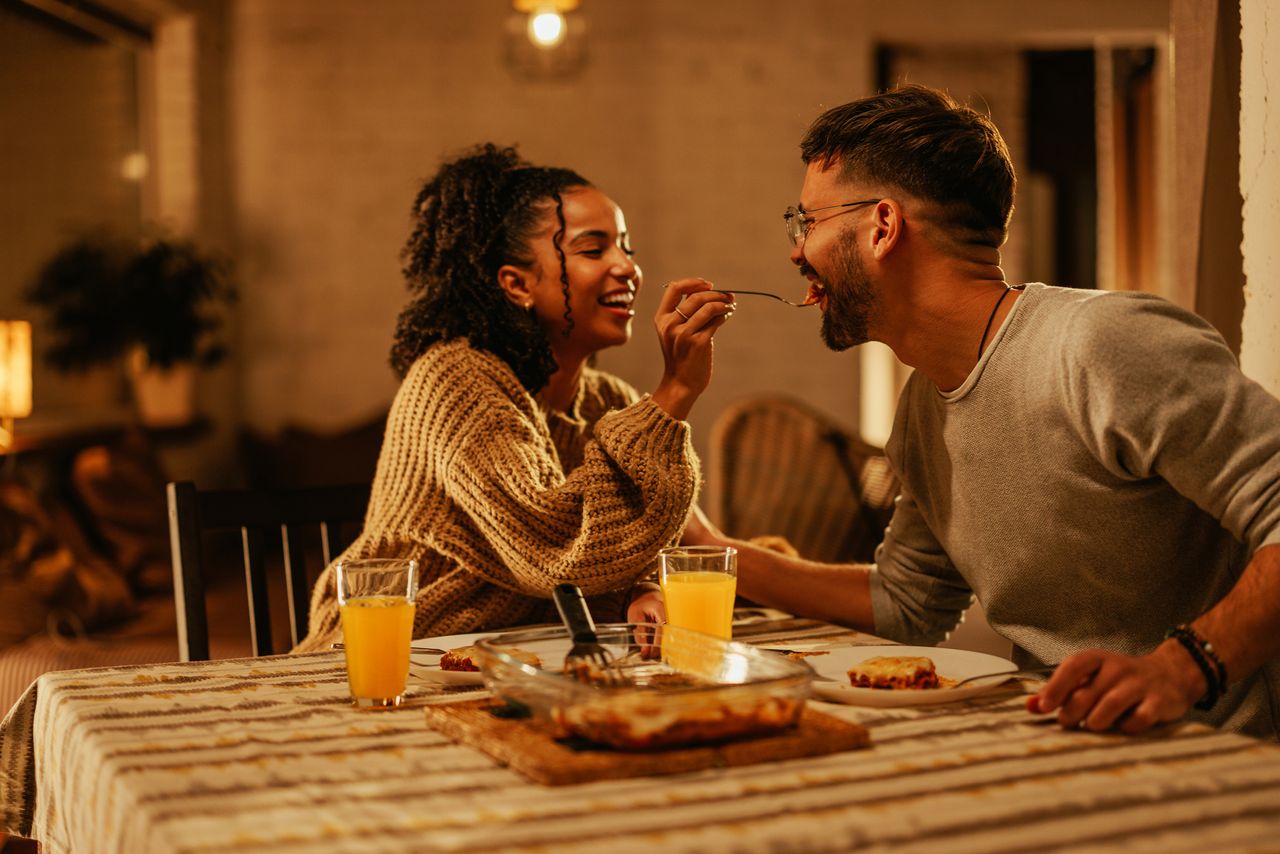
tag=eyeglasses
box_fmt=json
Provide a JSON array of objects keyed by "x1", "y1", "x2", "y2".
[{"x1": 782, "y1": 198, "x2": 880, "y2": 247}]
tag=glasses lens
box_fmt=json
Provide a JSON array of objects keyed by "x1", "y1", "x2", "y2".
[{"x1": 783, "y1": 207, "x2": 802, "y2": 247}]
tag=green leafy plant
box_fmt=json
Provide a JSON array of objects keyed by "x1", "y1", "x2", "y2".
[{"x1": 26, "y1": 231, "x2": 236, "y2": 371}]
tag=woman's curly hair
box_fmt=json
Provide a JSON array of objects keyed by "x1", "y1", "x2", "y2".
[{"x1": 390, "y1": 144, "x2": 590, "y2": 391}]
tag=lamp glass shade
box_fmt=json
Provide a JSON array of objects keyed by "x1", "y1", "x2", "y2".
[
  {"x1": 0, "y1": 321, "x2": 33, "y2": 419},
  {"x1": 503, "y1": 5, "x2": 587, "y2": 79}
]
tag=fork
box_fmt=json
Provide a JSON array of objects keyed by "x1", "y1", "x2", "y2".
[
  {"x1": 949, "y1": 667, "x2": 1056, "y2": 689},
  {"x1": 552, "y1": 583, "x2": 624, "y2": 687},
  {"x1": 331, "y1": 642, "x2": 447, "y2": 656},
  {"x1": 711, "y1": 289, "x2": 815, "y2": 308}
]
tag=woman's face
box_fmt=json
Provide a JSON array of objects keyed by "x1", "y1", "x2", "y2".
[{"x1": 521, "y1": 187, "x2": 642, "y2": 363}]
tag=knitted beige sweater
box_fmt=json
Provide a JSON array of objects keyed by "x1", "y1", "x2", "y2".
[{"x1": 294, "y1": 339, "x2": 700, "y2": 652}]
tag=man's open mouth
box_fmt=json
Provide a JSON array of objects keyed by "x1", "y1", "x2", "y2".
[{"x1": 804, "y1": 281, "x2": 826, "y2": 308}]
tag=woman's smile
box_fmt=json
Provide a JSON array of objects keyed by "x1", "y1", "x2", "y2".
[{"x1": 597, "y1": 285, "x2": 637, "y2": 316}]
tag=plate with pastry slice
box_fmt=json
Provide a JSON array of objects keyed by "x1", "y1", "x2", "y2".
[
  {"x1": 808, "y1": 646, "x2": 1019, "y2": 707},
  {"x1": 411, "y1": 633, "x2": 542, "y2": 686}
]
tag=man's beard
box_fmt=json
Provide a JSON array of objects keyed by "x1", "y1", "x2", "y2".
[{"x1": 817, "y1": 232, "x2": 876, "y2": 351}]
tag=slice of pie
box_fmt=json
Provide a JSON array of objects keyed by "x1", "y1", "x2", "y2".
[
  {"x1": 439, "y1": 645, "x2": 541, "y2": 673},
  {"x1": 847, "y1": 655, "x2": 940, "y2": 690},
  {"x1": 783, "y1": 650, "x2": 832, "y2": 662},
  {"x1": 438, "y1": 646, "x2": 483, "y2": 672}
]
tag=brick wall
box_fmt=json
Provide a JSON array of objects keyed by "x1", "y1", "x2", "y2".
[
  {"x1": 4, "y1": 0, "x2": 1172, "y2": 487},
  {"x1": 227, "y1": 0, "x2": 873, "y2": 467},
  {"x1": 225, "y1": 0, "x2": 1168, "y2": 474}
]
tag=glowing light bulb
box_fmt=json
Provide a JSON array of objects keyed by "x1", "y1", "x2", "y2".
[{"x1": 527, "y1": 10, "x2": 565, "y2": 48}]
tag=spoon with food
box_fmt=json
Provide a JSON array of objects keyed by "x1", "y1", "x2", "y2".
[{"x1": 711, "y1": 288, "x2": 818, "y2": 308}]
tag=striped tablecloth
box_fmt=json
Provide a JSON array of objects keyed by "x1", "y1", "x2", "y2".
[{"x1": 2, "y1": 616, "x2": 1279, "y2": 853}]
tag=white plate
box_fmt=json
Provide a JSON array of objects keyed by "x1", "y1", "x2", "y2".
[
  {"x1": 408, "y1": 632, "x2": 498, "y2": 686},
  {"x1": 410, "y1": 631, "x2": 495, "y2": 654},
  {"x1": 412, "y1": 668, "x2": 485, "y2": 686},
  {"x1": 809, "y1": 646, "x2": 1018, "y2": 707}
]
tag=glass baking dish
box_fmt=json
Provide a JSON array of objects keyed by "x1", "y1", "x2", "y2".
[{"x1": 475, "y1": 622, "x2": 813, "y2": 750}]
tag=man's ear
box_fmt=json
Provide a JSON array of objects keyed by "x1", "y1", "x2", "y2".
[
  {"x1": 869, "y1": 198, "x2": 904, "y2": 260},
  {"x1": 497, "y1": 264, "x2": 535, "y2": 309}
]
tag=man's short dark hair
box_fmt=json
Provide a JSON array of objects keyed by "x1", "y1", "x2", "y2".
[{"x1": 801, "y1": 84, "x2": 1015, "y2": 249}]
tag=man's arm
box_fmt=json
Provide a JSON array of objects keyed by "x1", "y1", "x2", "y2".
[
  {"x1": 1033, "y1": 300, "x2": 1280, "y2": 734},
  {"x1": 682, "y1": 505, "x2": 876, "y2": 628},
  {"x1": 731, "y1": 538, "x2": 876, "y2": 632},
  {"x1": 1034, "y1": 542, "x2": 1280, "y2": 733}
]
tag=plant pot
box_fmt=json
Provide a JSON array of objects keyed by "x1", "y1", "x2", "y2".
[{"x1": 127, "y1": 346, "x2": 195, "y2": 427}]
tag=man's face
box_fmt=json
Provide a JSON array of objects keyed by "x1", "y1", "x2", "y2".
[
  {"x1": 818, "y1": 233, "x2": 874, "y2": 351},
  {"x1": 791, "y1": 161, "x2": 878, "y2": 351}
]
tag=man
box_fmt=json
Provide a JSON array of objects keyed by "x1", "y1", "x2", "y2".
[{"x1": 727, "y1": 85, "x2": 1280, "y2": 739}]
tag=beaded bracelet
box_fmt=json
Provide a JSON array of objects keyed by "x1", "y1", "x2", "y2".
[
  {"x1": 1178, "y1": 624, "x2": 1229, "y2": 689},
  {"x1": 1165, "y1": 624, "x2": 1229, "y2": 711}
]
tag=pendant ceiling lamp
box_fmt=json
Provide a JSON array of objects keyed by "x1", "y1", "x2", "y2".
[{"x1": 505, "y1": 0, "x2": 587, "y2": 80}]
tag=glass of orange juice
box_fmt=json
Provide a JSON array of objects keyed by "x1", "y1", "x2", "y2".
[
  {"x1": 659, "y1": 546, "x2": 738, "y2": 639},
  {"x1": 336, "y1": 558, "x2": 418, "y2": 709}
]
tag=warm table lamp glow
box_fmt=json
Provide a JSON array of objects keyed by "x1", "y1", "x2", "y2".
[{"x1": 0, "y1": 320, "x2": 33, "y2": 451}]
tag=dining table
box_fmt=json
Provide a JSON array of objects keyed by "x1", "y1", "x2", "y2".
[{"x1": 2, "y1": 610, "x2": 1278, "y2": 853}]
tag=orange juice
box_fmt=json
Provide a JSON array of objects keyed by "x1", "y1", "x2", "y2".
[
  {"x1": 339, "y1": 595, "x2": 415, "y2": 706},
  {"x1": 661, "y1": 571, "x2": 736, "y2": 639}
]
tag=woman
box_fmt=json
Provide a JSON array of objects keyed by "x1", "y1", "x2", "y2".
[{"x1": 294, "y1": 144, "x2": 734, "y2": 650}]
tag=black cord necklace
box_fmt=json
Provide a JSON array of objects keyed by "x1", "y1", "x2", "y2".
[{"x1": 977, "y1": 284, "x2": 1024, "y2": 360}]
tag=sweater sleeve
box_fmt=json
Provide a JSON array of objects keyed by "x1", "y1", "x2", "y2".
[
  {"x1": 1060, "y1": 296, "x2": 1280, "y2": 554},
  {"x1": 438, "y1": 359, "x2": 699, "y2": 598}
]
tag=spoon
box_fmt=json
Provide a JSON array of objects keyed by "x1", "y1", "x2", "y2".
[{"x1": 711, "y1": 289, "x2": 815, "y2": 308}]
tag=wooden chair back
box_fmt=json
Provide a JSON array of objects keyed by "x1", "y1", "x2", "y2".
[{"x1": 166, "y1": 481, "x2": 370, "y2": 661}]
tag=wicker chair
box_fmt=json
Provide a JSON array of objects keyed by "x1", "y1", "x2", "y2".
[
  {"x1": 708, "y1": 394, "x2": 1011, "y2": 658},
  {"x1": 707, "y1": 394, "x2": 897, "y2": 564}
]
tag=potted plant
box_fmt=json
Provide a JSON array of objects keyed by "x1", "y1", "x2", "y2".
[{"x1": 26, "y1": 230, "x2": 236, "y2": 425}]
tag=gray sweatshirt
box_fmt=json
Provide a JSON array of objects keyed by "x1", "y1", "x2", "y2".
[{"x1": 870, "y1": 283, "x2": 1280, "y2": 739}]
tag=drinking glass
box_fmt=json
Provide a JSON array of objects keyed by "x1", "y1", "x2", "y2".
[
  {"x1": 336, "y1": 558, "x2": 418, "y2": 709},
  {"x1": 659, "y1": 546, "x2": 738, "y2": 639}
]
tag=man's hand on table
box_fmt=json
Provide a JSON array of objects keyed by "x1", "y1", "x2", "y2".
[{"x1": 1028, "y1": 641, "x2": 1205, "y2": 734}]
